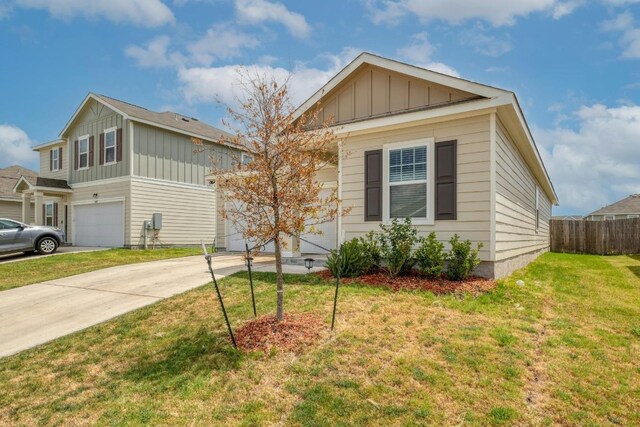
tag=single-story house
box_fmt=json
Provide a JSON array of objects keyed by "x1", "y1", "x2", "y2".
[
  {"x1": 13, "y1": 93, "x2": 242, "y2": 248},
  {"x1": 0, "y1": 165, "x2": 37, "y2": 222},
  {"x1": 584, "y1": 194, "x2": 640, "y2": 220},
  {"x1": 284, "y1": 52, "x2": 558, "y2": 278}
]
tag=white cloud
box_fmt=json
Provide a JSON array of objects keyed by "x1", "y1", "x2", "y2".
[
  {"x1": 235, "y1": 0, "x2": 311, "y2": 38},
  {"x1": 602, "y1": 11, "x2": 640, "y2": 58},
  {"x1": 15, "y1": 0, "x2": 175, "y2": 27},
  {"x1": 460, "y1": 24, "x2": 512, "y2": 57},
  {"x1": 187, "y1": 23, "x2": 259, "y2": 65},
  {"x1": 424, "y1": 62, "x2": 460, "y2": 77},
  {"x1": 396, "y1": 33, "x2": 460, "y2": 77},
  {"x1": 125, "y1": 36, "x2": 185, "y2": 68},
  {"x1": 535, "y1": 103, "x2": 640, "y2": 214},
  {"x1": 0, "y1": 125, "x2": 38, "y2": 169}
]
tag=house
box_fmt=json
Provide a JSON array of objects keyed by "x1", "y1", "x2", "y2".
[
  {"x1": 0, "y1": 165, "x2": 37, "y2": 222},
  {"x1": 552, "y1": 215, "x2": 583, "y2": 221},
  {"x1": 584, "y1": 194, "x2": 640, "y2": 221},
  {"x1": 264, "y1": 52, "x2": 558, "y2": 279},
  {"x1": 13, "y1": 93, "x2": 241, "y2": 248}
]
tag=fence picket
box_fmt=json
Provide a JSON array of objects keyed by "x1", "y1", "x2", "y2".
[{"x1": 550, "y1": 218, "x2": 640, "y2": 255}]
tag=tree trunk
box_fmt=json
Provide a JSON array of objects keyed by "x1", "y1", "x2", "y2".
[{"x1": 274, "y1": 230, "x2": 284, "y2": 321}]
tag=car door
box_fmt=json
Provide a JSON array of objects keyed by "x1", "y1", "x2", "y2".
[{"x1": 0, "y1": 219, "x2": 28, "y2": 252}]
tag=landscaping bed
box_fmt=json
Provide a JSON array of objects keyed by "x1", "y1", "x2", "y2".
[
  {"x1": 318, "y1": 269, "x2": 496, "y2": 295},
  {"x1": 235, "y1": 313, "x2": 326, "y2": 354}
]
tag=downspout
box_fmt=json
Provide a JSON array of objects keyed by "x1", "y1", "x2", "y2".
[{"x1": 337, "y1": 139, "x2": 344, "y2": 245}]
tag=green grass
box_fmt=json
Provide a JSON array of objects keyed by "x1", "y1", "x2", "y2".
[
  {"x1": 1, "y1": 253, "x2": 639, "y2": 426},
  {"x1": 0, "y1": 248, "x2": 201, "y2": 292}
]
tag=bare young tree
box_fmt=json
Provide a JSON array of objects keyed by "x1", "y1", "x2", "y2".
[{"x1": 197, "y1": 69, "x2": 341, "y2": 321}]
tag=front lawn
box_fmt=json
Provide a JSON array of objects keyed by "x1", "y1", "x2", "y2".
[
  {"x1": 1, "y1": 253, "x2": 639, "y2": 425},
  {"x1": 0, "y1": 248, "x2": 201, "y2": 292}
]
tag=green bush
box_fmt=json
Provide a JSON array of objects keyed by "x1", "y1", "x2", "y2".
[
  {"x1": 378, "y1": 218, "x2": 418, "y2": 277},
  {"x1": 445, "y1": 234, "x2": 483, "y2": 281},
  {"x1": 414, "y1": 232, "x2": 444, "y2": 278},
  {"x1": 326, "y1": 238, "x2": 371, "y2": 278},
  {"x1": 358, "y1": 230, "x2": 381, "y2": 271}
]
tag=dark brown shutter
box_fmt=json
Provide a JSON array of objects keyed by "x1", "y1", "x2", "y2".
[
  {"x1": 435, "y1": 140, "x2": 457, "y2": 220},
  {"x1": 58, "y1": 147, "x2": 62, "y2": 169},
  {"x1": 99, "y1": 133, "x2": 105, "y2": 165},
  {"x1": 53, "y1": 202, "x2": 58, "y2": 226},
  {"x1": 116, "y1": 128, "x2": 123, "y2": 162},
  {"x1": 74, "y1": 140, "x2": 78, "y2": 170},
  {"x1": 89, "y1": 136, "x2": 94, "y2": 167},
  {"x1": 364, "y1": 149, "x2": 382, "y2": 221},
  {"x1": 49, "y1": 150, "x2": 53, "y2": 171},
  {"x1": 42, "y1": 205, "x2": 45, "y2": 225}
]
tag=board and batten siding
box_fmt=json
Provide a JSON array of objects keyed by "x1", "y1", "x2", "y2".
[
  {"x1": 68, "y1": 102, "x2": 129, "y2": 184},
  {"x1": 495, "y1": 118, "x2": 551, "y2": 261},
  {"x1": 130, "y1": 179, "x2": 216, "y2": 247},
  {"x1": 132, "y1": 122, "x2": 239, "y2": 186},
  {"x1": 39, "y1": 142, "x2": 68, "y2": 181},
  {"x1": 341, "y1": 114, "x2": 492, "y2": 260},
  {"x1": 69, "y1": 180, "x2": 131, "y2": 246}
]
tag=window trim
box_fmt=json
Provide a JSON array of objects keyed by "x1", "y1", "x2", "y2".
[
  {"x1": 51, "y1": 148, "x2": 60, "y2": 171},
  {"x1": 603, "y1": 215, "x2": 615, "y2": 221},
  {"x1": 103, "y1": 127, "x2": 117, "y2": 166},
  {"x1": 45, "y1": 202, "x2": 54, "y2": 227},
  {"x1": 382, "y1": 137, "x2": 435, "y2": 225},
  {"x1": 627, "y1": 214, "x2": 639, "y2": 219},
  {"x1": 78, "y1": 134, "x2": 90, "y2": 170},
  {"x1": 241, "y1": 152, "x2": 253, "y2": 165}
]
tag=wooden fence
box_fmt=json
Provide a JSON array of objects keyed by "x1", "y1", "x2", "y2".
[{"x1": 550, "y1": 218, "x2": 640, "y2": 255}]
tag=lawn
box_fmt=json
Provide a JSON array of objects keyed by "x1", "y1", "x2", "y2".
[
  {"x1": 0, "y1": 253, "x2": 639, "y2": 426},
  {"x1": 0, "y1": 248, "x2": 201, "y2": 292}
]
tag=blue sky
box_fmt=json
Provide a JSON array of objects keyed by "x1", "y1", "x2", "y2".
[{"x1": 1, "y1": 0, "x2": 639, "y2": 215}]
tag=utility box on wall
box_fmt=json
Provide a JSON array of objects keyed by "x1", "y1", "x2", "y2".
[{"x1": 152, "y1": 213, "x2": 163, "y2": 230}]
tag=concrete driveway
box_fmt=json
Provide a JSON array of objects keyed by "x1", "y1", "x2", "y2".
[{"x1": 0, "y1": 254, "x2": 274, "y2": 358}]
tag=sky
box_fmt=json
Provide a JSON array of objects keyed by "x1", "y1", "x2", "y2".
[{"x1": 0, "y1": 0, "x2": 639, "y2": 216}]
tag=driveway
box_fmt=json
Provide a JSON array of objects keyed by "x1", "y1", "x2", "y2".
[{"x1": 0, "y1": 254, "x2": 274, "y2": 358}]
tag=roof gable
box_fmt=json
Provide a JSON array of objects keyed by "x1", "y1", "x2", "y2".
[{"x1": 1, "y1": 166, "x2": 37, "y2": 199}]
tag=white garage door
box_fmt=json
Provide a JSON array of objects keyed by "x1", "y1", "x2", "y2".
[
  {"x1": 73, "y1": 201, "x2": 125, "y2": 247},
  {"x1": 227, "y1": 221, "x2": 275, "y2": 253}
]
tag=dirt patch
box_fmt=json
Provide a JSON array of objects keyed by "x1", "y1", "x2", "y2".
[
  {"x1": 235, "y1": 313, "x2": 326, "y2": 354},
  {"x1": 317, "y1": 270, "x2": 496, "y2": 296}
]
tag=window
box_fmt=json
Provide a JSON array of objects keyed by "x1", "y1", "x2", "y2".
[
  {"x1": 535, "y1": 186, "x2": 540, "y2": 230},
  {"x1": 51, "y1": 148, "x2": 59, "y2": 171},
  {"x1": 383, "y1": 138, "x2": 435, "y2": 224},
  {"x1": 604, "y1": 215, "x2": 615, "y2": 221},
  {"x1": 45, "y1": 202, "x2": 54, "y2": 226},
  {"x1": 241, "y1": 153, "x2": 253, "y2": 165},
  {"x1": 104, "y1": 127, "x2": 116, "y2": 165},
  {"x1": 78, "y1": 135, "x2": 89, "y2": 169},
  {"x1": 627, "y1": 214, "x2": 639, "y2": 219},
  {"x1": 0, "y1": 219, "x2": 22, "y2": 229}
]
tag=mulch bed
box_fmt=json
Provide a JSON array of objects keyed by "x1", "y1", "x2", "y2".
[
  {"x1": 317, "y1": 269, "x2": 496, "y2": 296},
  {"x1": 235, "y1": 313, "x2": 325, "y2": 354}
]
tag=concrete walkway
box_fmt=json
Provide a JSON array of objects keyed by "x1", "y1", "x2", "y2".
[{"x1": 0, "y1": 254, "x2": 275, "y2": 358}]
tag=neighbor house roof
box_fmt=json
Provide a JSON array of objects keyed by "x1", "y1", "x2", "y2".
[
  {"x1": 292, "y1": 52, "x2": 559, "y2": 205},
  {"x1": 587, "y1": 194, "x2": 640, "y2": 216},
  {"x1": 0, "y1": 165, "x2": 37, "y2": 201},
  {"x1": 55, "y1": 93, "x2": 239, "y2": 150}
]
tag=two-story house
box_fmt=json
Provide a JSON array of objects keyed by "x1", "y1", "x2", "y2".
[{"x1": 14, "y1": 93, "x2": 240, "y2": 248}]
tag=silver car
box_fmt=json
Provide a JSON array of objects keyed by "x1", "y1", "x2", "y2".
[{"x1": 0, "y1": 218, "x2": 65, "y2": 255}]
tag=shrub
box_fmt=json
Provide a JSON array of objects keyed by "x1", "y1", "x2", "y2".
[
  {"x1": 378, "y1": 218, "x2": 418, "y2": 277},
  {"x1": 326, "y1": 238, "x2": 370, "y2": 278},
  {"x1": 414, "y1": 232, "x2": 444, "y2": 278},
  {"x1": 358, "y1": 230, "x2": 381, "y2": 271},
  {"x1": 445, "y1": 234, "x2": 483, "y2": 281}
]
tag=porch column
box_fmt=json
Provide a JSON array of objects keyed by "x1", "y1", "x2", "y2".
[
  {"x1": 21, "y1": 193, "x2": 31, "y2": 223},
  {"x1": 34, "y1": 191, "x2": 44, "y2": 225}
]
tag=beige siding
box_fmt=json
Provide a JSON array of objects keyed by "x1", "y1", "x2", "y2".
[
  {"x1": 495, "y1": 118, "x2": 551, "y2": 260},
  {"x1": 68, "y1": 101, "x2": 129, "y2": 184},
  {"x1": 130, "y1": 179, "x2": 216, "y2": 247},
  {"x1": 314, "y1": 65, "x2": 479, "y2": 126},
  {"x1": 0, "y1": 200, "x2": 34, "y2": 222},
  {"x1": 38, "y1": 142, "x2": 68, "y2": 181},
  {"x1": 132, "y1": 122, "x2": 239, "y2": 186},
  {"x1": 341, "y1": 114, "x2": 492, "y2": 260},
  {"x1": 69, "y1": 180, "x2": 131, "y2": 246}
]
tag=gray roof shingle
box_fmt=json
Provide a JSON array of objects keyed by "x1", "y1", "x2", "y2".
[
  {"x1": 587, "y1": 194, "x2": 640, "y2": 216},
  {"x1": 0, "y1": 165, "x2": 37, "y2": 200}
]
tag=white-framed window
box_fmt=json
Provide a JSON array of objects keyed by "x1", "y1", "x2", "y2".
[
  {"x1": 78, "y1": 135, "x2": 89, "y2": 169},
  {"x1": 604, "y1": 215, "x2": 615, "y2": 221},
  {"x1": 535, "y1": 186, "x2": 540, "y2": 231},
  {"x1": 241, "y1": 152, "x2": 253, "y2": 165},
  {"x1": 45, "y1": 202, "x2": 54, "y2": 227},
  {"x1": 51, "y1": 148, "x2": 59, "y2": 171},
  {"x1": 383, "y1": 138, "x2": 435, "y2": 225},
  {"x1": 627, "y1": 214, "x2": 639, "y2": 219},
  {"x1": 104, "y1": 127, "x2": 117, "y2": 165}
]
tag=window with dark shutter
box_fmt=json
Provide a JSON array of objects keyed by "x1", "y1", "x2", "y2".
[
  {"x1": 364, "y1": 149, "x2": 382, "y2": 221},
  {"x1": 435, "y1": 140, "x2": 457, "y2": 220}
]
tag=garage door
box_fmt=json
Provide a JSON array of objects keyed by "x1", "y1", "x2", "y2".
[{"x1": 73, "y1": 201, "x2": 125, "y2": 247}]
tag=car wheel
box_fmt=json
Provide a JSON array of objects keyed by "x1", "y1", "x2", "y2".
[{"x1": 37, "y1": 237, "x2": 58, "y2": 255}]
